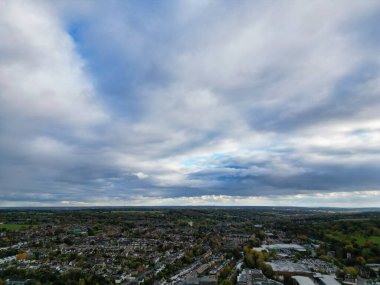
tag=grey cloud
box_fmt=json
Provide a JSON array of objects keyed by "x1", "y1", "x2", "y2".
[{"x1": 1, "y1": 0, "x2": 380, "y2": 206}]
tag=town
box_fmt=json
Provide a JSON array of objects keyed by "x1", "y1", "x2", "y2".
[{"x1": 0, "y1": 208, "x2": 379, "y2": 285}]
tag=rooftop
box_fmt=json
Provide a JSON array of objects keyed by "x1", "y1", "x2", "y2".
[{"x1": 292, "y1": 276, "x2": 315, "y2": 285}]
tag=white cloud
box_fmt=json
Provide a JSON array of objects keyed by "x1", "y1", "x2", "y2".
[
  {"x1": 1, "y1": 0, "x2": 380, "y2": 207},
  {"x1": 0, "y1": 0, "x2": 107, "y2": 129},
  {"x1": 134, "y1": 172, "x2": 149, "y2": 179}
]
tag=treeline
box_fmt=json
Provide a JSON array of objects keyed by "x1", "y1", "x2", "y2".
[
  {"x1": 0, "y1": 267, "x2": 111, "y2": 285},
  {"x1": 274, "y1": 213, "x2": 380, "y2": 265}
]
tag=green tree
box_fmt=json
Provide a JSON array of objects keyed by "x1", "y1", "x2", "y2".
[
  {"x1": 355, "y1": 256, "x2": 366, "y2": 265},
  {"x1": 87, "y1": 227, "x2": 95, "y2": 236},
  {"x1": 221, "y1": 280, "x2": 232, "y2": 285},
  {"x1": 245, "y1": 252, "x2": 254, "y2": 268},
  {"x1": 345, "y1": 267, "x2": 358, "y2": 277},
  {"x1": 262, "y1": 263, "x2": 274, "y2": 279}
]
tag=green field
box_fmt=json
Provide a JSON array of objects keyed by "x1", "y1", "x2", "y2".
[
  {"x1": 326, "y1": 232, "x2": 380, "y2": 246},
  {"x1": 355, "y1": 235, "x2": 380, "y2": 246},
  {"x1": 0, "y1": 224, "x2": 32, "y2": 230}
]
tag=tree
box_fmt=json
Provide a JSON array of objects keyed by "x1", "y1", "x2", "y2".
[
  {"x1": 182, "y1": 250, "x2": 193, "y2": 264},
  {"x1": 16, "y1": 252, "x2": 27, "y2": 260},
  {"x1": 262, "y1": 263, "x2": 274, "y2": 279},
  {"x1": 345, "y1": 267, "x2": 358, "y2": 277},
  {"x1": 54, "y1": 227, "x2": 65, "y2": 235},
  {"x1": 245, "y1": 252, "x2": 254, "y2": 268},
  {"x1": 345, "y1": 243, "x2": 354, "y2": 253},
  {"x1": 87, "y1": 227, "x2": 95, "y2": 236},
  {"x1": 221, "y1": 280, "x2": 232, "y2": 285},
  {"x1": 220, "y1": 265, "x2": 232, "y2": 279},
  {"x1": 335, "y1": 269, "x2": 345, "y2": 279},
  {"x1": 355, "y1": 256, "x2": 366, "y2": 266},
  {"x1": 64, "y1": 237, "x2": 74, "y2": 246}
]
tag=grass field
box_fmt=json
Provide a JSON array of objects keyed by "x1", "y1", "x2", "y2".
[
  {"x1": 326, "y1": 232, "x2": 380, "y2": 246},
  {"x1": 0, "y1": 224, "x2": 33, "y2": 230},
  {"x1": 356, "y1": 235, "x2": 380, "y2": 246}
]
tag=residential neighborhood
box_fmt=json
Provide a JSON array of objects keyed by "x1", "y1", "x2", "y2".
[{"x1": 0, "y1": 208, "x2": 379, "y2": 285}]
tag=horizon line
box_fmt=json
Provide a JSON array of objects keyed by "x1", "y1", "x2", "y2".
[{"x1": 0, "y1": 205, "x2": 379, "y2": 210}]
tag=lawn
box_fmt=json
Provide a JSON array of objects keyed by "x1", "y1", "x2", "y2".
[
  {"x1": 355, "y1": 235, "x2": 380, "y2": 246},
  {"x1": 326, "y1": 232, "x2": 380, "y2": 246},
  {"x1": 0, "y1": 224, "x2": 32, "y2": 230}
]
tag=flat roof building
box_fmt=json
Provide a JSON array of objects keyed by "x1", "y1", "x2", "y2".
[
  {"x1": 292, "y1": 276, "x2": 316, "y2": 285},
  {"x1": 266, "y1": 261, "x2": 312, "y2": 277},
  {"x1": 315, "y1": 275, "x2": 341, "y2": 285}
]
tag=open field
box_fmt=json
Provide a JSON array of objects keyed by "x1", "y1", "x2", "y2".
[
  {"x1": 0, "y1": 224, "x2": 33, "y2": 230},
  {"x1": 326, "y1": 232, "x2": 380, "y2": 246},
  {"x1": 356, "y1": 235, "x2": 380, "y2": 246}
]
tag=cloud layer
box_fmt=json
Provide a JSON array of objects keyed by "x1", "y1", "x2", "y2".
[{"x1": 1, "y1": 0, "x2": 380, "y2": 207}]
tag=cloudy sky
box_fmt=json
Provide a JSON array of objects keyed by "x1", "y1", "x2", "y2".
[{"x1": 1, "y1": 0, "x2": 380, "y2": 207}]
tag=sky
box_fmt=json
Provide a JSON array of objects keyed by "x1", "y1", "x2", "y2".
[{"x1": 1, "y1": 0, "x2": 380, "y2": 207}]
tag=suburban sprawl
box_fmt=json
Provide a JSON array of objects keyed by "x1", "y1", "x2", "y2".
[{"x1": 0, "y1": 208, "x2": 379, "y2": 285}]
